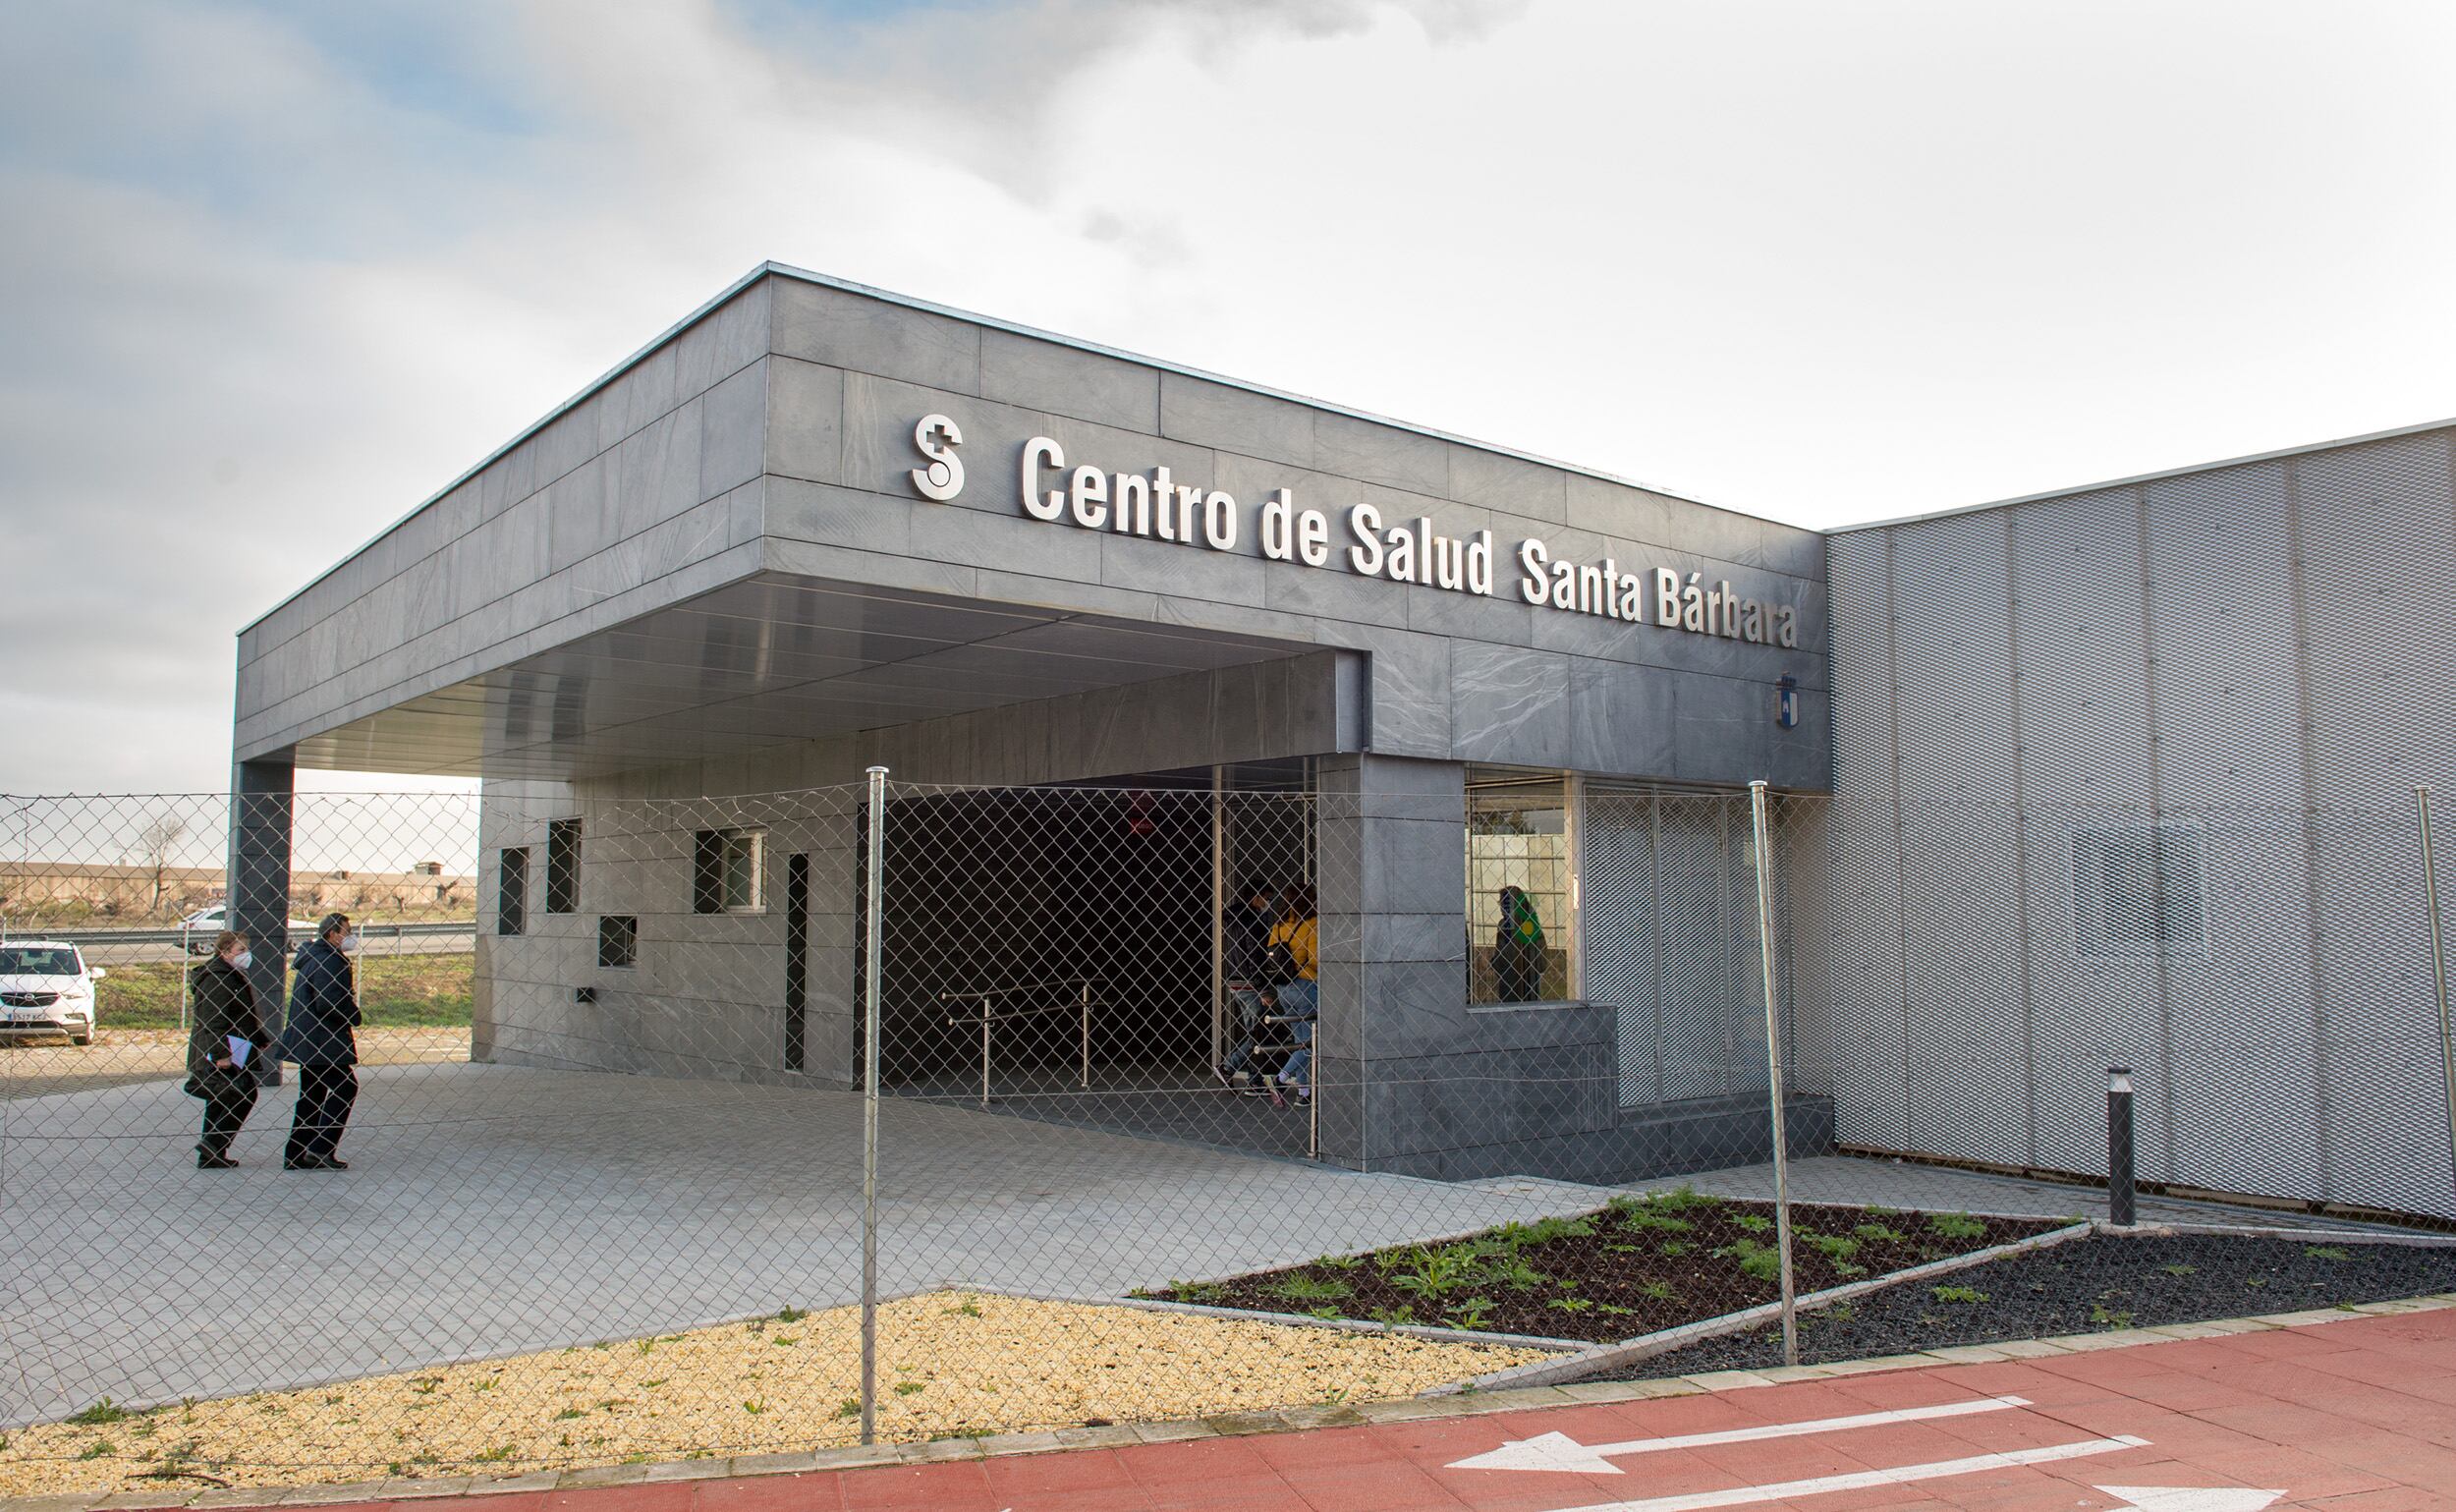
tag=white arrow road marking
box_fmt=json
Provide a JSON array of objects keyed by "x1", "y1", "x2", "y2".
[
  {"x1": 2096, "y1": 1488, "x2": 2284, "y2": 1512},
  {"x1": 1523, "y1": 1434, "x2": 2150, "y2": 1512},
  {"x1": 1448, "y1": 1393, "x2": 2036, "y2": 1474}
]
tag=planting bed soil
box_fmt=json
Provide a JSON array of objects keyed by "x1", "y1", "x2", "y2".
[
  {"x1": 1572, "y1": 1231, "x2": 2456, "y2": 1381},
  {"x1": 1145, "y1": 1188, "x2": 2067, "y2": 1345}
]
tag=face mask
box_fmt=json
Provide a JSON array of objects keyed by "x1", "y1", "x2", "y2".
[
  {"x1": 231, "y1": 950, "x2": 253, "y2": 972},
  {"x1": 337, "y1": 933, "x2": 361, "y2": 954}
]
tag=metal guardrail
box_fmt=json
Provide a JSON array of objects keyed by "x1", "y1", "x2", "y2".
[
  {"x1": 940, "y1": 978, "x2": 1095, "y2": 1108},
  {"x1": 27, "y1": 921, "x2": 476, "y2": 947}
]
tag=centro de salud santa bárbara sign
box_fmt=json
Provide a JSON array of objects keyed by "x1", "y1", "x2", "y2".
[{"x1": 908, "y1": 414, "x2": 1801, "y2": 648}]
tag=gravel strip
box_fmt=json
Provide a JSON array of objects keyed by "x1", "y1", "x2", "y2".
[
  {"x1": 0, "y1": 1292, "x2": 1542, "y2": 1497},
  {"x1": 1567, "y1": 1232, "x2": 2456, "y2": 1381}
]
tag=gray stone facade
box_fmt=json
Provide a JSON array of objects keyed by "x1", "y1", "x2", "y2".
[{"x1": 234, "y1": 263, "x2": 1833, "y2": 1185}]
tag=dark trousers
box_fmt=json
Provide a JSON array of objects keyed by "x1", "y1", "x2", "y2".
[
  {"x1": 197, "y1": 1075, "x2": 257, "y2": 1157},
  {"x1": 286, "y1": 1063, "x2": 358, "y2": 1162}
]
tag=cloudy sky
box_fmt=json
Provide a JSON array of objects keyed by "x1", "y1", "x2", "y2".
[{"x1": 4, "y1": 0, "x2": 2452, "y2": 797}]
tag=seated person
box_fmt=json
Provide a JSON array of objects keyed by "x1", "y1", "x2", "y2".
[
  {"x1": 1215, "y1": 880, "x2": 1282, "y2": 1090},
  {"x1": 1257, "y1": 884, "x2": 1319, "y2": 1107}
]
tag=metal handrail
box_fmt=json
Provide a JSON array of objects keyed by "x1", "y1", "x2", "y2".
[
  {"x1": 937, "y1": 977, "x2": 1094, "y2": 1003},
  {"x1": 936, "y1": 977, "x2": 1095, "y2": 1108}
]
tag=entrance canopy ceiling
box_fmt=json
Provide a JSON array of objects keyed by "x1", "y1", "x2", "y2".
[{"x1": 291, "y1": 572, "x2": 1312, "y2": 781}]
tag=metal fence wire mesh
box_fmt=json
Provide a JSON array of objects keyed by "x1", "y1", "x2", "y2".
[{"x1": 0, "y1": 778, "x2": 2449, "y2": 1492}]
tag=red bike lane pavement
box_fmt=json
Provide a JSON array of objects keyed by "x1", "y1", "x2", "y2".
[{"x1": 291, "y1": 1308, "x2": 2456, "y2": 1512}]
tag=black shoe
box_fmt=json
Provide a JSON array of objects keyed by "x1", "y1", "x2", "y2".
[
  {"x1": 1213, "y1": 1064, "x2": 1235, "y2": 1089},
  {"x1": 284, "y1": 1155, "x2": 335, "y2": 1171},
  {"x1": 196, "y1": 1148, "x2": 238, "y2": 1170},
  {"x1": 322, "y1": 1157, "x2": 349, "y2": 1170}
]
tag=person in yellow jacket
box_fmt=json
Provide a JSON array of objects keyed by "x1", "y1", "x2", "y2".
[{"x1": 1257, "y1": 884, "x2": 1319, "y2": 1106}]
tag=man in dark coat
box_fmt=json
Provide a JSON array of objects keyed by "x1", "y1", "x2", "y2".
[
  {"x1": 279, "y1": 912, "x2": 361, "y2": 1170},
  {"x1": 186, "y1": 930, "x2": 272, "y2": 1168}
]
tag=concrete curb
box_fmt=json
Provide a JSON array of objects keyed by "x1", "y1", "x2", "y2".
[{"x1": 8, "y1": 1290, "x2": 2448, "y2": 1512}]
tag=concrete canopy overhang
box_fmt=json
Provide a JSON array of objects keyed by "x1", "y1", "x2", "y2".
[{"x1": 288, "y1": 571, "x2": 1315, "y2": 781}]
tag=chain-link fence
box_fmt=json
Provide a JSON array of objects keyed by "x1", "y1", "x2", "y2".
[{"x1": 0, "y1": 777, "x2": 2448, "y2": 1494}]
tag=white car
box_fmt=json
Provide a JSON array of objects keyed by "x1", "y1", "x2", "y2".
[
  {"x1": 180, "y1": 904, "x2": 319, "y2": 952},
  {"x1": 0, "y1": 940, "x2": 105, "y2": 1044}
]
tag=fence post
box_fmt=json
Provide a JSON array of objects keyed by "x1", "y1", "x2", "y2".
[
  {"x1": 861, "y1": 766, "x2": 887, "y2": 1446},
  {"x1": 1747, "y1": 781, "x2": 1798, "y2": 1368},
  {"x1": 2421, "y1": 787, "x2": 2454, "y2": 1189}
]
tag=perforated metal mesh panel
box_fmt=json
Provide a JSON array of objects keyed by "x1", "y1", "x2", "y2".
[{"x1": 1817, "y1": 428, "x2": 2456, "y2": 1223}]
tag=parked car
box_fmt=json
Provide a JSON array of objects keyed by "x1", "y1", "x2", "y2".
[
  {"x1": 0, "y1": 941, "x2": 105, "y2": 1044},
  {"x1": 179, "y1": 903, "x2": 319, "y2": 952}
]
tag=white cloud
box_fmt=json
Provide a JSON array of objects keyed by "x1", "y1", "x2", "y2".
[{"x1": 1, "y1": 0, "x2": 2450, "y2": 793}]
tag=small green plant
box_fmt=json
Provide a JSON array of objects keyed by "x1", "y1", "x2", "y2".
[
  {"x1": 1547, "y1": 1297, "x2": 1593, "y2": 1314},
  {"x1": 1313, "y1": 1253, "x2": 1363, "y2": 1270},
  {"x1": 834, "y1": 1399, "x2": 861, "y2": 1421},
  {"x1": 1926, "y1": 1212, "x2": 1987, "y2": 1242},
  {"x1": 776, "y1": 1306, "x2": 809, "y2": 1322},
  {"x1": 474, "y1": 1377, "x2": 498, "y2": 1392},
  {"x1": 2090, "y1": 1304, "x2": 2134, "y2": 1327},
  {"x1": 1862, "y1": 1204, "x2": 1901, "y2": 1217},
  {"x1": 1733, "y1": 1213, "x2": 1773, "y2": 1234},
  {"x1": 2161, "y1": 1263, "x2": 2198, "y2": 1277},
  {"x1": 1617, "y1": 1210, "x2": 1695, "y2": 1235},
  {"x1": 1168, "y1": 1281, "x2": 1227, "y2": 1305},
  {"x1": 637, "y1": 1339, "x2": 656, "y2": 1355},
  {"x1": 1643, "y1": 1185, "x2": 1723, "y2": 1211},
  {"x1": 80, "y1": 1441, "x2": 115, "y2": 1460},
  {"x1": 411, "y1": 1379, "x2": 441, "y2": 1396},
  {"x1": 1658, "y1": 1241, "x2": 1692, "y2": 1258},
  {"x1": 641, "y1": 1378, "x2": 667, "y2": 1389},
  {"x1": 1272, "y1": 1274, "x2": 1354, "y2": 1303},
  {"x1": 1853, "y1": 1223, "x2": 1906, "y2": 1243},
  {"x1": 1307, "y1": 1306, "x2": 1342, "y2": 1319},
  {"x1": 1390, "y1": 1248, "x2": 1479, "y2": 1299},
  {"x1": 742, "y1": 1399, "x2": 765, "y2": 1416},
  {"x1": 1445, "y1": 1297, "x2": 1496, "y2": 1330},
  {"x1": 1716, "y1": 1239, "x2": 1783, "y2": 1283},
  {"x1": 771, "y1": 1334, "x2": 798, "y2": 1346},
  {"x1": 1637, "y1": 1280, "x2": 1678, "y2": 1303},
  {"x1": 944, "y1": 1298, "x2": 983, "y2": 1317},
  {"x1": 473, "y1": 1444, "x2": 517, "y2": 1464},
  {"x1": 553, "y1": 1409, "x2": 584, "y2": 1422},
  {"x1": 1596, "y1": 1302, "x2": 1637, "y2": 1316},
  {"x1": 1367, "y1": 1305, "x2": 1416, "y2": 1326},
  {"x1": 2245, "y1": 1276, "x2": 2268, "y2": 1288},
  {"x1": 1827, "y1": 1303, "x2": 1856, "y2": 1323},
  {"x1": 1523, "y1": 1213, "x2": 1597, "y2": 1244},
  {"x1": 1931, "y1": 1285, "x2": 1988, "y2": 1305},
  {"x1": 1805, "y1": 1233, "x2": 1861, "y2": 1262},
  {"x1": 2306, "y1": 1246, "x2": 2351, "y2": 1261},
  {"x1": 1319, "y1": 1386, "x2": 1350, "y2": 1406},
  {"x1": 894, "y1": 1382, "x2": 925, "y2": 1397},
  {"x1": 68, "y1": 1398, "x2": 134, "y2": 1426}
]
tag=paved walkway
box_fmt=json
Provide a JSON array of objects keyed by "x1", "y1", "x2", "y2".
[
  {"x1": 0, "y1": 1063, "x2": 1594, "y2": 1426},
  {"x1": 242, "y1": 1305, "x2": 2455, "y2": 1511}
]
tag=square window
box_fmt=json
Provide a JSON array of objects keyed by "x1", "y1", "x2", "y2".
[
  {"x1": 597, "y1": 915, "x2": 638, "y2": 969},
  {"x1": 693, "y1": 828, "x2": 765, "y2": 914},
  {"x1": 2073, "y1": 825, "x2": 2205, "y2": 959}
]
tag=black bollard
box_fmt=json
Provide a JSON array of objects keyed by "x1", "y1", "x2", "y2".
[{"x1": 2107, "y1": 1066, "x2": 2136, "y2": 1228}]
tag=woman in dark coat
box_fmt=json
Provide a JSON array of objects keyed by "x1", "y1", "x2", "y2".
[
  {"x1": 1492, "y1": 885, "x2": 1547, "y2": 1002},
  {"x1": 186, "y1": 930, "x2": 271, "y2": 1169}
]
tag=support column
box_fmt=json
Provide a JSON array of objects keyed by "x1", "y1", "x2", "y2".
[{"x1": 229, "y1": 756, "x2": 295, "y2": 1084}]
